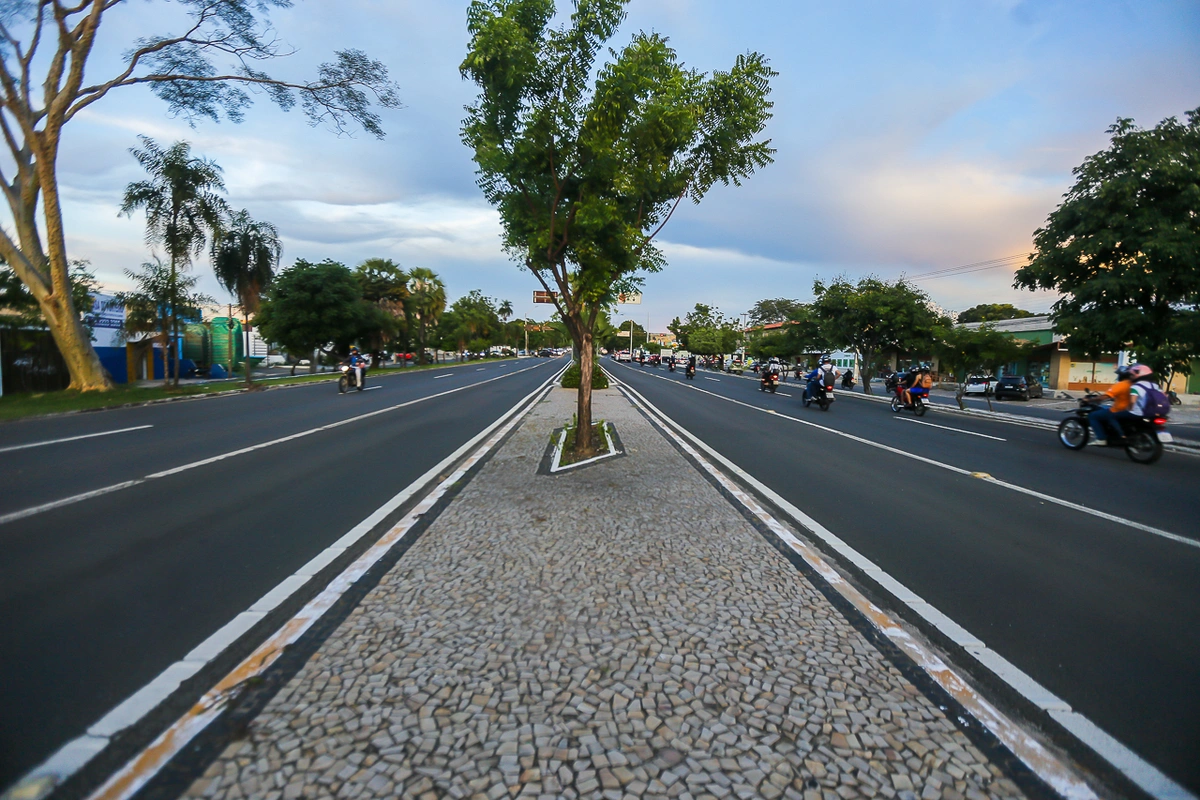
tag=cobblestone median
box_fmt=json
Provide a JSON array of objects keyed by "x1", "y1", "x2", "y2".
[{"x1": 184, "y1": 388, "x2": 1024, "y2": 800}]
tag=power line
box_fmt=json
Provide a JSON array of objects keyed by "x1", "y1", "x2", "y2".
[{"x1": 907, "y1": 252, "x2": 1032, "y2": 281}]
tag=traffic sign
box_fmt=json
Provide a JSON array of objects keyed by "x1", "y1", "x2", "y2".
[{"x1": 533, "y1": 290, "x2": 559, "y2": 304}]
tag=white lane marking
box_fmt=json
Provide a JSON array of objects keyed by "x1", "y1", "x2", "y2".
[
  {"x1": 895, "y1": 416, "x2": 1007, "y2": 441},
  {"x1": 15, "y1": 365, "x2": 569, "y2": 800},
  {"x1": 0, "y1": 425, "x2": 154, "y2": 454},
  {"x1": 476, "y1": 368, "x2": 486, "y2": 371},
  {"x1": 0, "y1": 360, "x2": 554, "y2": 526},
  {"x1": 704, "y1": 377, "x2": 721, "y2": 382},
  {"x1": 339, "y1": 386, "x2": 382, "y2": 396},
  {"x1": 434, "y1": 374, "x2": 452, "y2": 379},
  {"x1": 616, "y1": 363, "x2": 1197, "y2": 550},
  {"x1": 615, "y1": 381, "x2": 1101, "y2": 800},
  {"x1": 777, "y1": 393, "x2": 792, "y2": 397}
]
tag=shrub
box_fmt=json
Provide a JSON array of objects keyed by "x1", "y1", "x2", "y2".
[{"x1": 561, "y1": 361, "x2": 609, "y2": 389}]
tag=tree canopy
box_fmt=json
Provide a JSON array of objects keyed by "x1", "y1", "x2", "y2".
[
  {"x1": 1015, "y1": 109, "x2": 1200, "y2": 382},
  {"x1": 460, "y1": 0, "x2": 775, "y2": 455},
  {"x1": 812, "y1": 277, "x2": 943, "y2": 394},
  {"x1": 957, "y1": 304, "x2": 1035, "y2": 324},
  {"x1": 748, "y1": 298, "x2": 803, "y2": 326}
]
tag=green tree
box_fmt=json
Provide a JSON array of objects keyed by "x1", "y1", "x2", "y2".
[
  {"x1": 935, "y1": 324, "x2": 1033, "y2": 410},
  {"x1": 121, "y1": 137, "x2": 229, "y2": 386},
  {"x1": 461, "y1": 0, "x2": 775, "y2": 456},
  {"x1": 608, "y1": 319, "x2": 649, "y2": 352},
  {"x1": 745, "y1": 304, "x2": 828, "y2": 363},
  {"x1": 438, "y1": 291, "x2": 504, "y2": 355},
  {"x1": 748, "y1": 298, "x2": 803, "y2": 326},
  {"x1": 213, "y1": 209, "x2": 283, "y2": 386},
  {"x1": 668, "y1": 304, "x2": 739, "y2": 351},
  {"x1": 956, "y1": 303, "x2": 1034, "y2": 324},
  {"x1": 356, "y1": 258, "x2": 410, "y2": 366},
  {"x1": 406, "y1": 268, "x2": 447, "y2": 363},
  {"x1": 2, "y1": 259, "x2": 98, "y2": 331},
  {"x1": 687, "y1": 326, "x2": 739, "y2": 356},
  {"x1": 1015, "y1": 109, "x2": 1200, "y2": 385},
  {"x1": 256, "y1": 260, "x2": 372, "y2": 374},
  {"x1": 0, "y1": 1, "x2": 400, "y2": 391},
  {"x1": 812, "y1": 276, "x2": 942, "y2": 395},
  {"x1": 115, "y1": 257, "x2": 213, "y2": 385}
]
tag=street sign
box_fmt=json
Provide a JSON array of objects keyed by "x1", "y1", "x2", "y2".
[
  {"x1": 617, "y1": 330, "x2": 632, "y2": 337},
  {"x1": 617, "y1": 292, "x2": 642, "y2": 305},
  {"x1": 533, "y1": 290, "x2": 559, "y2": 304}
]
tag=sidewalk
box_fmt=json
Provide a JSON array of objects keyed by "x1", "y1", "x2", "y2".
[{"x1": 182, "y1": 388, "x2": 1026, "y2": 800}]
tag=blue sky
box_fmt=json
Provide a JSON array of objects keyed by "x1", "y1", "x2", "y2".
[{"x1": 32, "y1": 0, "x2": 1200, "y2": 331}]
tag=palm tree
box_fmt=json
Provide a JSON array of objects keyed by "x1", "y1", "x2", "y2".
[
  {"x1": 213, "y1": 209, "x2": 283, "y2": 386},
  {"x1": 498, "y1": 299, "x2": 514, "y2": 347},
  {"x1": 120, "y1": 137, "x2": 228, "y2": 386},
  {"x1": 406, "y1": 267, "x2": 446, "y2": 364}
]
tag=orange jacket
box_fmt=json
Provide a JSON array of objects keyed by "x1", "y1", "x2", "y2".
[{"x1": 1105, "y1": 379, "x2": 1134, "y2": 413}]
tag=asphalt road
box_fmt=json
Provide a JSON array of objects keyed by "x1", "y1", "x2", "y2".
[
  {"x1": 0, "y1": 357, "x2": 563, "y2": 789},
  {"x1": 608, "y1": 360, "x2": 1200, "y2": 794}
]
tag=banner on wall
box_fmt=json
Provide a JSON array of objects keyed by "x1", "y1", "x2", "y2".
[{"x1": 85, "y1": 294, "x2": 125, "y2": 348}]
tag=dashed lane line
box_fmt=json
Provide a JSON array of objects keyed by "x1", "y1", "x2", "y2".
[
  {"x1": 610, "y1": 362, "x2": 1199, "y2": 550},
  {"x1": 0, "y1": 425, "x2": 154, "y2": 454},
  {"x1": 895, "y1": 416, "x2": 1007, "y2": 441},
  {"x1": 0, "y1": 361, "x2": 553, "y2": 527}
]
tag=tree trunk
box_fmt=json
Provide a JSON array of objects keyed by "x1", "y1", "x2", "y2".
[
  {"x1": 160, "y1": 323, "x2": 170, "y2": 387},
  {"x1": 170, "y1": 254, "x2": 180, "y2": 387},
  {"x1": 244, "y1": 316, "x2": 254, "y2": 388},
  {"x1": 955, "y1": 381, "x2": 966, "y2": 410},
  {"x1": 861, "y1": 348, "x2": 874, "y2": 395},
  {"x1": 36, "y1": 291, "x2": 113, "y2": 391},
  {"x1": 573, "y1": 330, "x2": 596, "y2": 458}
]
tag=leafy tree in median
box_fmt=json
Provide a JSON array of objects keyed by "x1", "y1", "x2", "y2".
[
  {"x1": 935, "y1": 324, "x2": 1034, "y2": 410},
  {"x1": 461, "y1": 0, "x2": 775, "y2": 456},
  {"x1": 256, "y1": 260, "x2": 374, "y2": 374},
  {"x1": 748, "y1": 298, "x2": 803, "y2": 326},
  {"x1": 956, "y1": 304, "x2": 1035, "y2": 324},
  {"x1": 121, "y1": 138, "x2": 229, "y2": 386},
  {"x1": 812, "y1": 276, "x2": 942, "y2": 395},
  {"x1": 213, "y1": 209, "x2": 283, "y2": 386},
  {"x1": 1015, "y1": 109, "x2": 1200, "y2": 385},
  {"x1": 356, "y1": 258, "x2": 410, "y2": 366},
  {"x1": 406, "y1": 268, "x2": 446, "y2": 363},
  {"x1": 116, "y1": 257, "x2": 213, "y2": 385},
  {"x1": 0, "y1": 1, "x2": 400, "y2": 391}
]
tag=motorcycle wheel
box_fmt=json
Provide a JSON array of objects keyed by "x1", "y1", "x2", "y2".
[
  {"x1": 889, "y1": 395, "x2": 901, "y2": 413},
  {"x1": 769, "y1": 385, "x2": 776, "y2": 394},
  {"x1": 819, "y1": 397, "x2": 829, "y2": 411},
  {"x1": 1057, "y1": 418, "x2": 1088, "y2": 450},
  {"x1": 1124, "y1": 431, "x2": 1163, "y2": 464},
  {"x1": 338, "y1": 375, "x2": 348, "y2": 394},
  {"x1": 914, "y1": 398, "x2": 927, "y2": 417}
]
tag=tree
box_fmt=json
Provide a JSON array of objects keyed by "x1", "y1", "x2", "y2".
[
  {"x1": 461, "y1": 0, "x2": 775, "y2": 456},
  {"x1": 255, "y1": 259, "x2": 372, "y2": 374},
  {"x1": 607, "y1": 319, "x2": 648, "y2": 352},
  {"x1": 687, "y1": 326, "x2": 738, "y2": 357},
  {"x1": 935, "y1": 324, "x2": 1033, "y2": 410},
  {"x1": 121, "y1": 137, "x2": 228, "y2": 386},
  {"x1": 957, "y1": 304, "x2": 1035, "y2": 324},
  {"x1": 812, "y1": 276, "x2": 942, "y2": 395},
  {"x1": 745, "y1": 305, "x2": 828, "y2": 363},
  {"x1": 2, "y1": 259, "x2": 98, "y2": 330},
  {"x1": 356, "y1": 258, "x2": 409, "y2": 366},
  {"x1": 1015, "y1": 109, "x2": 1200, "y2": 385},
  {"x1": 668, "y1": 304, "x2": 739, "y2": 351},
  {"x1": 0, "y1": 1, "x2": 400, "y2": 391},
  {"x1": 748, "y1": 298, "x2": 803, "y2": 326},
  {"x1": 115, "y1": 257, "x2": 213, "y2": 385},
  {"x1": 438, "y1": 290, "x2": 504, "y2": 355},
  {"x1": 213, "y1": 209, "x2": 282, "y2": 386},
  {"x1": 406, "y1": 267, "x2": 446, "y2": 364}
]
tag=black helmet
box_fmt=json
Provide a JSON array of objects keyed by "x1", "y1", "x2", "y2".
[{"x1": 350, "y1": 345, "x2": 359, "y2": 353}]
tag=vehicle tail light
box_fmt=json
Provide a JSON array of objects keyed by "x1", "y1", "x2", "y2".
[{"x1": 1154, "y1": 417, "x2": 1167, "y2": 426}]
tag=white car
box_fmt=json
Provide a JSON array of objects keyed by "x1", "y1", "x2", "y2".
[
  {"x1": 262, "y1": 354, "x2": 287, "y2": 366},
  {"x1": 963, "y1": 375, "x2": 997, "y2": 395}
]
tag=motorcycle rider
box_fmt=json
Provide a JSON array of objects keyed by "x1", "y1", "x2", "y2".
[
  {"x1": 805, "y1": 357, "x2": 839, "y2": 401},
  {"x1": 1088, "y1": 364, "x2": 1146, "y2": 445},
  {"x1": 841, "y1": 368, "x2": 855, "y2": 389},
  {"x1": 686, "y1": 354, "x2": 697, "y2": 376},
  {"x1": 347, "y1": 346, "x2": 367, "y2": 390},
  {"x1": 901, "y1": 366, "x2": 930, "y2": 406}
]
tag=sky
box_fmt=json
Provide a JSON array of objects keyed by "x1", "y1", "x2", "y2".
[{"x1": 13, "y1": 0, "x2": 1200, "y2": 333}]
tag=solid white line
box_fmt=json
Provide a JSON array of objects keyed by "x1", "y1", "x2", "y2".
[
  {"x1": 704, "y1": 376, "x2": 720, "y2": 382},
  {"x1": 614, "y1": 362, "x2": 1197, "y2": 550},
  {"x1": 13, "y1": 363, "x2": 569, "y2": 800},
  {"x1": 0, "y1": 425, "x2": 153, "y2": 454},
  {"x1": 476, "y1": 368, "x2": 485, "y2": 371},
  {"x1": 777, "y1": 393, "x2": 792, "y2": 397},
  {"x1": 0, "y1": 361, "x2": 553, "y2": 526},
  {"x1": 895, "y1": 416, "x2": 1007, "y2": 441},
  {"x1": 434, "y1": 374, "x2": 452, "y2": 379},
  {"x1": 619, "y1": 381, "x2": 1190, "y2": 800}
]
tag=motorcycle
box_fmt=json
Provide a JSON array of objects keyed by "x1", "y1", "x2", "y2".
[
  {"x1": 685, "y1": 364, "x2": 696, "y2": 380},
  {"x1": 888, "y1": 384, "x2": 928, "y2": 416},
  {"x1": 760, "y1": 370, "x2": 780, "y2": 393},
  {"x1": 841, "y1": 373, "x2": 856, "y2": 390},
  {"x1": 338, "y1": 364, "x2": 365, "y2": 393},
  {"x1": 668, "y1": 360, "x2": 676, "y2": 373},
  {"x1": 804, "y1": 380, "x2": 834, "y2": 411},
  {"x1": 1057, "y1": 395, "x2": 1170, "y2": 464}
]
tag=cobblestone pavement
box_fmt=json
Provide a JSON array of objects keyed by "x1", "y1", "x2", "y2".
[{"x1": 183, "y1": 388, "x2": 1025, "y2": 800}]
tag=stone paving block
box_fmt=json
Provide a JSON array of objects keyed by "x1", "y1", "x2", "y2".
[{"x1": 182, "y1": 388, "x2": 1024, "y2": 800}]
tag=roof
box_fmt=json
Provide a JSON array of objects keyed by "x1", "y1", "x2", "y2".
[{"x1": 958, "y1": 314, "x2": 1061, "y2": 341}]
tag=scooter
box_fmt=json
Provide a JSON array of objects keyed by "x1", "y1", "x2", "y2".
[
  {"x1": 1057, "y1": 394, "x2": 1169, "y2": 464},
  {"x1": 804, "y1": 380, "x2": 834, "y2": 411},
  {"x1": 685, "y1": 364, "x2": 696, "y2": 380},
  {"x1": 338, "y1": 364, "x2": 365, "y2": 393},
  {"x1": 760, "y1": 371, "x2": 779, "y2": 393}
]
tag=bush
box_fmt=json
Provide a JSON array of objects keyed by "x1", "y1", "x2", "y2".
[{"x1": 561, "y1": 360, "x2": 609, "y2": 389}]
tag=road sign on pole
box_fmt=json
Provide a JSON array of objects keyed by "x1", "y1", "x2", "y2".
[
  {"x1": 533, "y1": 290, "x2": 559, "y2": 304},
  {"x1": 617, "y1": 292, "x2": 642, "y2": 305}
]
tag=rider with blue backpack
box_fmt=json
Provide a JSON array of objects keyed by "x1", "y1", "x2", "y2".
[{"x1": 1089, "y1": 364, "x2": 1170, "y2": 445}]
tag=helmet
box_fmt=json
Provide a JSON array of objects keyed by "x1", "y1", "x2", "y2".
[
  {"x1": 769, "y1": 357, "x2": 780, "y2": 364},
  {"x1": 821, "y1": 356, "x2": 832, "y2": 364},
  {"x1": 1115, "y1": 364, "x2": 1133, "y2": 380},
  {"x1": 1128, "y1": 364, "x2": 1152, "y2": 379},
  {"x1": 350, "y1": 346, "x2": 359, "y2": 353}
]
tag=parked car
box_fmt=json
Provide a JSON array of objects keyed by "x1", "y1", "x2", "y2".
[
  {"x1": 994, "y1": 375, "x2": 1044, "y2": 400},
  {"x1": 963, "y1": 375, "x2": 996, "y2": 395},
  {"x1": 262, "y1": 354, "x2": 287, "y2": 366}
]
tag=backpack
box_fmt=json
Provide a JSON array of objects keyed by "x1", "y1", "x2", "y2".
[
  {"x1": 1136, "y1": 381, "x2": 1171, "y2": 418},
  {"x1": 822, "y1": 367, "x2": 836, "y2": 388},
  {"x1": 920, "y1": 373, "x2": 933, "y2": 389}
]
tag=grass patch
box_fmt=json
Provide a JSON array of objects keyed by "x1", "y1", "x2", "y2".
[
  {"x1": 559, "y1": 421, "x2": 610, "y2": 466},
  {"x1": 560, "y1": 361, "x2": 609, "y2": 389}
]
